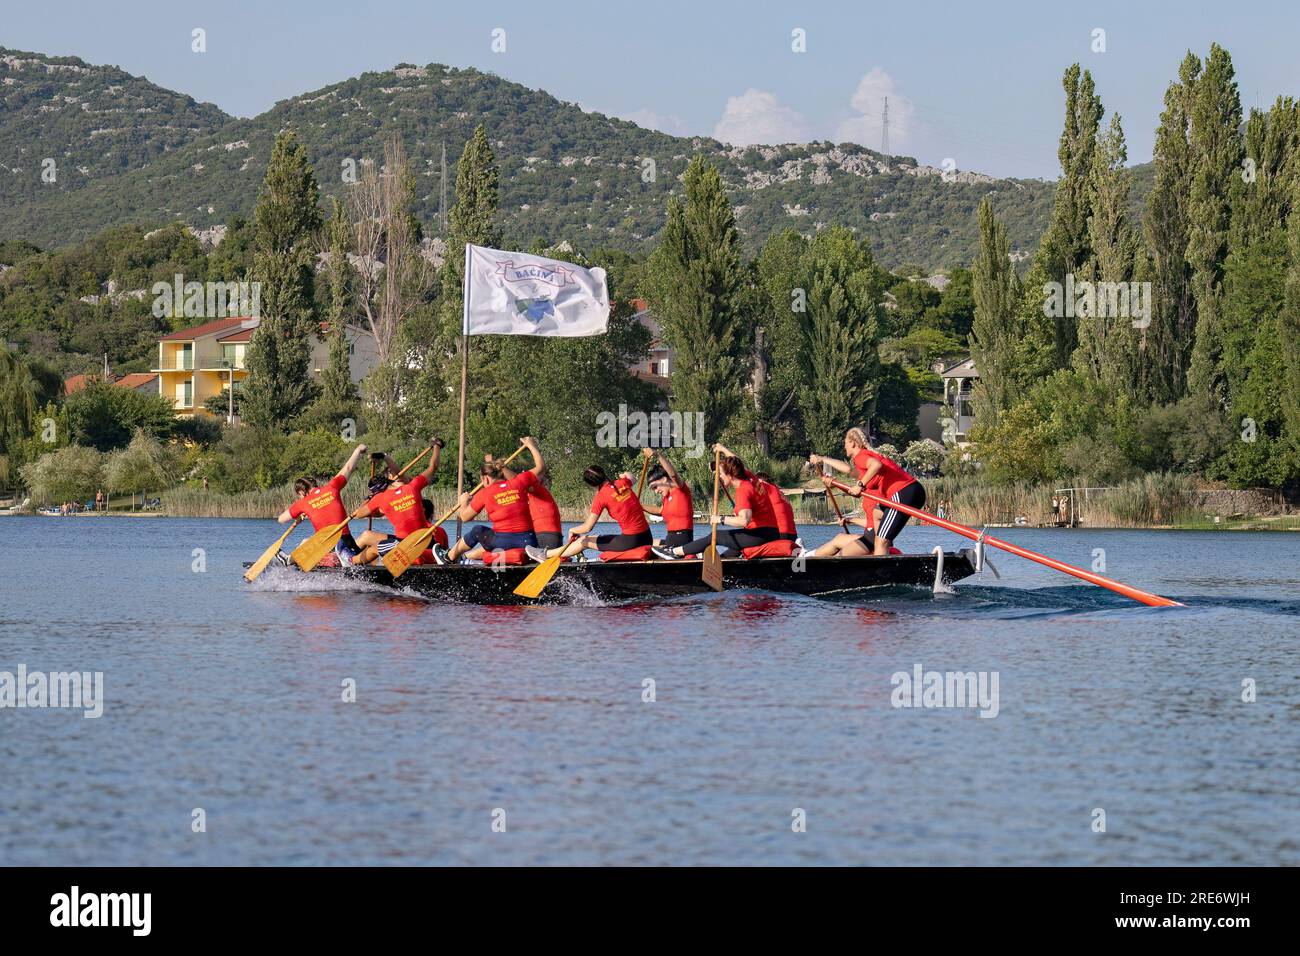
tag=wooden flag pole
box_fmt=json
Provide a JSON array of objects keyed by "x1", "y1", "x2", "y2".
[{"x1": 455, "y1": 242, "x2": 472, "y2": 542}]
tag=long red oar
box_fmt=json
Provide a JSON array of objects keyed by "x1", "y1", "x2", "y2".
[{"x1": 826, "y1": 479, "x2": 1181, "y2": 608}]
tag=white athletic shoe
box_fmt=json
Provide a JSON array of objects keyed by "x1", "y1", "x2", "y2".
[
  {"x1": 651, "y1": 546, "x2": 681, "y2": 561},
  {"x1": 524, "y1": 545, "x2": 550, "y2": 563}
]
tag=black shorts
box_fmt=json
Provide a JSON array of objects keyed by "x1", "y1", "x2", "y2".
[
  {"x1": 662, "y1": 529, "x2": 694, "y2": 548},
  {"x1": 595, "y1": 529, "x2": 653, "y2": 552},
  {"x1": 535, "y1": 531, "x2": 563, "y2": 550},
  {"x1": 863, "y1": 481, "x2": 926, "y2": 544},
  {"x1": 779, "y1": 531, "x2": 798, "y2": 541}
]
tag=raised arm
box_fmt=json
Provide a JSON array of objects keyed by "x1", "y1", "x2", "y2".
[
  {"x1": 337, "y1": 442, "x2": 368, "y2": 482},
  {"x1": 654, "y1": 449, "x2": 686, "y2": 490},
  {"x1": 521, "y1": 436, "x2": 544, "y2": 477}
]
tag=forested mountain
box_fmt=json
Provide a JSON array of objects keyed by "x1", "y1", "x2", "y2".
[{"x1": 1, "y1": 47, "x2": 1066, "y2": 269}]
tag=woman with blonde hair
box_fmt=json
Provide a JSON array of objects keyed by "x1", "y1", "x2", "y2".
[{"x1": 809, "y1": 427, "x2": 925, "y2": 557}]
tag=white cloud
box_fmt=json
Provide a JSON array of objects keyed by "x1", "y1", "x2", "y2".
[
  {"x1": 712, "y1": 89, "x2": 809, "y2": 146},
  {"x1": 619, "y1": 108, "x2": 687, "y2": 135},
  {"x1": 834, "y1": 68, "x2": 914, "y2": 154}
]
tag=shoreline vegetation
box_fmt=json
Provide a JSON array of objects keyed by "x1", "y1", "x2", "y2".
[{"x1": 4, "y1": 474, "x2": 1294, "y2": 531}]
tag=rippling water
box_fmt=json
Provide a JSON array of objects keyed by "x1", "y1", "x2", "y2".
[{"x1": 0, "y1": 515, "x2": 1296, "y2": 866}]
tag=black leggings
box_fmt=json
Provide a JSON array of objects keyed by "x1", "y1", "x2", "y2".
[
  {"x1": 594, "y1": 529, "x2": 653, "y2": 551},
  {"x1": 862, "y1": 481, "x2": 926, "y2": 544},
  {"x1": 681, "y1": 526, "x2": 778, "y2": 556}
]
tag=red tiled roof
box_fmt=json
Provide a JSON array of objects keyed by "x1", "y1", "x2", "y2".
[
  {"x1": 217, "y1": 328, "x2": 255, "y2": 343},
  {"x1": 63, "y1": 374, "x2": 91, "y2": 396},
  {"x1": 160, "y1": 317, "x2": 249, "y2": 341},
  {"x1": 116, "y1": 373, "x2": 158, "y2": 390}
]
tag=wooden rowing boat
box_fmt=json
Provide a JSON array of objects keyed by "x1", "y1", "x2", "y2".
[{"x1": 243, "y1": 549, "x2": 979, "y2": 604}]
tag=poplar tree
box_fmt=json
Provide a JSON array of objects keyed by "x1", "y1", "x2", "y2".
[
  {"x1": 431, "y1": 125, "x2": 500, "y2": 418},
  {"x1": 968, "y1": 198, "x2": 1022, "y2": 422},
  {"x1": 1186, "y1": 43, "x2": 1245, "y2": 402},
  {"x1": 1143, "y1": 53, "x2": 1200, "y2": 404},
  {"x1": 242, "y1": 131, "x2": 322, "y2": 427},
  {"x1": 313, "y1": 197, "x2": 360, "y2": 425},
  {"x1": 1075, "y1": 113, "x2": 1141, "y2": 396},
  {"x1": 645, "y1": 156, "x2": 749, "y2": 444},
  {"x1": 1038, "y1": 64, "x2": 1103, "y2": 367}
]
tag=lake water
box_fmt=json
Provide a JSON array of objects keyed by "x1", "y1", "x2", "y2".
[{"x1": 0, "y1": 514, "x2": 1296, "y2": 866}]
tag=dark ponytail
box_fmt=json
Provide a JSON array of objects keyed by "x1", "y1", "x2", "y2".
[{"x1": 582, "y1": 465, "x2": 608, "y2": 488}]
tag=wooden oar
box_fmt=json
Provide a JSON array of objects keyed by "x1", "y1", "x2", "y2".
[
  {"x1": 635, "y1": 453, "x2": 651, "y2": 498},
  {"x1": 385, "y1": 445, "x2": 528, "y2": 578},
  {"x1": 701, "y1": 449, "x2": 724, "y2": 591},
  {"x1": 824, "y1": 478, "x2": 1182, "y2": 608},
  {"x1": 515, "y1": 452, "x2": 642, "y2": 599},
  {"x1": 291, "y1": 446, "x2": 431, "y2": 572},
  {"x1": 244, "y1": 517, "x2": 304, "y2": 582}
]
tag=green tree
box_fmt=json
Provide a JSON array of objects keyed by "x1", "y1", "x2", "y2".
[
  {"x1": 1143, "y1": 53, "x2": 1201, "y2": 404},
  {"x1": 1038, "y1": 64, "x2": 1104, "y2": 367},
  {"x1": 104, "y1": 429, "x2": 178, "y2": 506},
  {"x1": 795, "y1": 226, "x2": 885, "y2": 452},
  {"x1": 19, "y1": 444, "x2": 105, "y2": 504},
  {"x1": 1075, "y1": 113, "x2": 1142, "y2": 397},
  {"x1": 1186, "y1": 44, "x2": 1245, "y2": 402},
  {"x1": 645, "y1": 156, "x2": 750, "y2": 444},
  {"x1": 968, "y1": 198, "x2": 1023, "y2": 421},
  {"x1": 308, "y1": 197, "x2": 361, "y2": 428},
  {"x1": 63, "y1": 380, "x2": 175, "y2": 451},
  {"x1": 241, "y1": 130, "x2": 322, "y2": 428}
]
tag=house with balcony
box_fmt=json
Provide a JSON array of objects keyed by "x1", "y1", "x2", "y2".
[
  {"x1": 939, "y1": 357, "x2": 978, "y2": 445},
  {"x1": 628, "y1": 299, "x2": 672, "y2": 391},
  {"x1": 155, "y1": 317, "x2": 379, "y2": 419}
]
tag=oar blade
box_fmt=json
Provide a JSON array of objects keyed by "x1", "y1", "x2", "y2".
[
  {"x1": 513, "y1": 553, "x2": 562, "y2": 598},
  {"x1": 383, "y1": 528, "x2": 432, "y2": 578},
  {"x1": 243, "y1": 542, "x2": 282, "y2": 582},
  {"x1": 701, "y1": 545, "x2": 723, "y2": 591},
  {"x1": 291, "y1": 522, "x2": 345, "y2": 571}
]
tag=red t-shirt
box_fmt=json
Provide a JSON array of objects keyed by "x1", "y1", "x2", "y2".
[
  {"x1": 853, "y1": 448, "x2": 914, "y2": 498},
  {"x1": 368, "y1": 473, "x2": 429, "y2": 538},
  {"x1": 527, "y1": 482, "x2": 562, "y2": 534},
  {"x1": 766, "y1": 482, "x2": 797, "y2": 536},
  {"x1": 590, "y1": 477, "x2": 650, "y2": 534},
  {"x1": 660, "y1": 483, "x2": 694, "y2": 532},
  {"x1": 289, "y1": 474, "x2": 348, "y2": 531},
  {"x1": 470, "y1": 471, "x2": 536, "y2": 533},
  {"x1": 734, "y1": 478, "x2": 777, "y2": 530}
]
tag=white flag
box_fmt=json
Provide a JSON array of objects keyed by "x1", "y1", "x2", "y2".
[{"x1": 463, "y1": 244, "x2": 610, "y2": 337}]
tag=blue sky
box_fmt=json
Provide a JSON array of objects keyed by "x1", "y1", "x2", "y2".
[{"x1": 4, "y1": 0, "x2": 1297, "y2": 179}]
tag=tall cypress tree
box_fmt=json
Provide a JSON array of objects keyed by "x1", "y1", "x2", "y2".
[
  {"x1": 645, "y1": 156, "x2": 749, "y2": 444},
  {"x1": 795, "y1": 227, "x2": 883, "y2": 452},
  {"x1": 433, "y1": 125, "x2": 501, "y2": 413},
  {"x1": 969, "y1": 198, "x2": 1022, "y2": 422},
  {"x1": 1038, "y1": 64, "x2": 1103, "y2": 368},
  {"x1": 1186, "y1": 43, "x2": 1245, "y2": 402},
  {"x1": 1075, "y1": 113, "x2": 1141, "y2": 396},
  {"x1": 1143, "y1": 53, "x2": 1200, "y2": 404},
  {"x1": 1282, "y1": 154, "x2": 1300, "y2": 476},
  {"x1": 241, "y1": 131, "x2": 322, "y2": 427},
  {"x1": 313, "y1": 197, "x2": 360, "y2": 425}
]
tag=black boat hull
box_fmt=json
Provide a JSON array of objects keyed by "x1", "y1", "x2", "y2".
[{"x1": 247, "y1": 550, "x2": 978, "y2": 604}]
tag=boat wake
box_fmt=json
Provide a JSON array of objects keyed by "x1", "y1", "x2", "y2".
[{"x1": 244, "y1": 565, "x2": 428, "y2": 600}]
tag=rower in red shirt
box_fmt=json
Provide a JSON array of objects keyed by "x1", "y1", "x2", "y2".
[
  {"x1": 441, "y1": 436, "x2": 545, "y2": 564},
  {"x1": 350, "y1": 438, "x2": 446, "y2": 565},
  {"x1": 809, "y1": 426, "x2": 925, "y2": 556},
  {"x1": 653, "y1": 446, "x2": 780, "y2": 559},
  {"x1": 639, "y1": 448, "x2": 694, "y2": 550},
  {"x1": 493, "y1": 454, "x2": 563, "y2": 551},
  {"x1": 527, "y1": 461, "x2": 653, "y2": 562},
  {"x1": 276, "y1": 442, "x2": 369, "y2": 565},
  {"x1": 755, "y1": 470, "x2": 800, "y2": 547}
]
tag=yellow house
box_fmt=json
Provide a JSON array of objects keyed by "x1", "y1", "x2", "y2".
[{"x1": 155, "y1": 317, "x2": 379, "y2": 419}]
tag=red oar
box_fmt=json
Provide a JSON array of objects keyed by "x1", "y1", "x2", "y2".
[{"x1": 826, "y1": 479, "x2": 1182, "y2": 608}]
